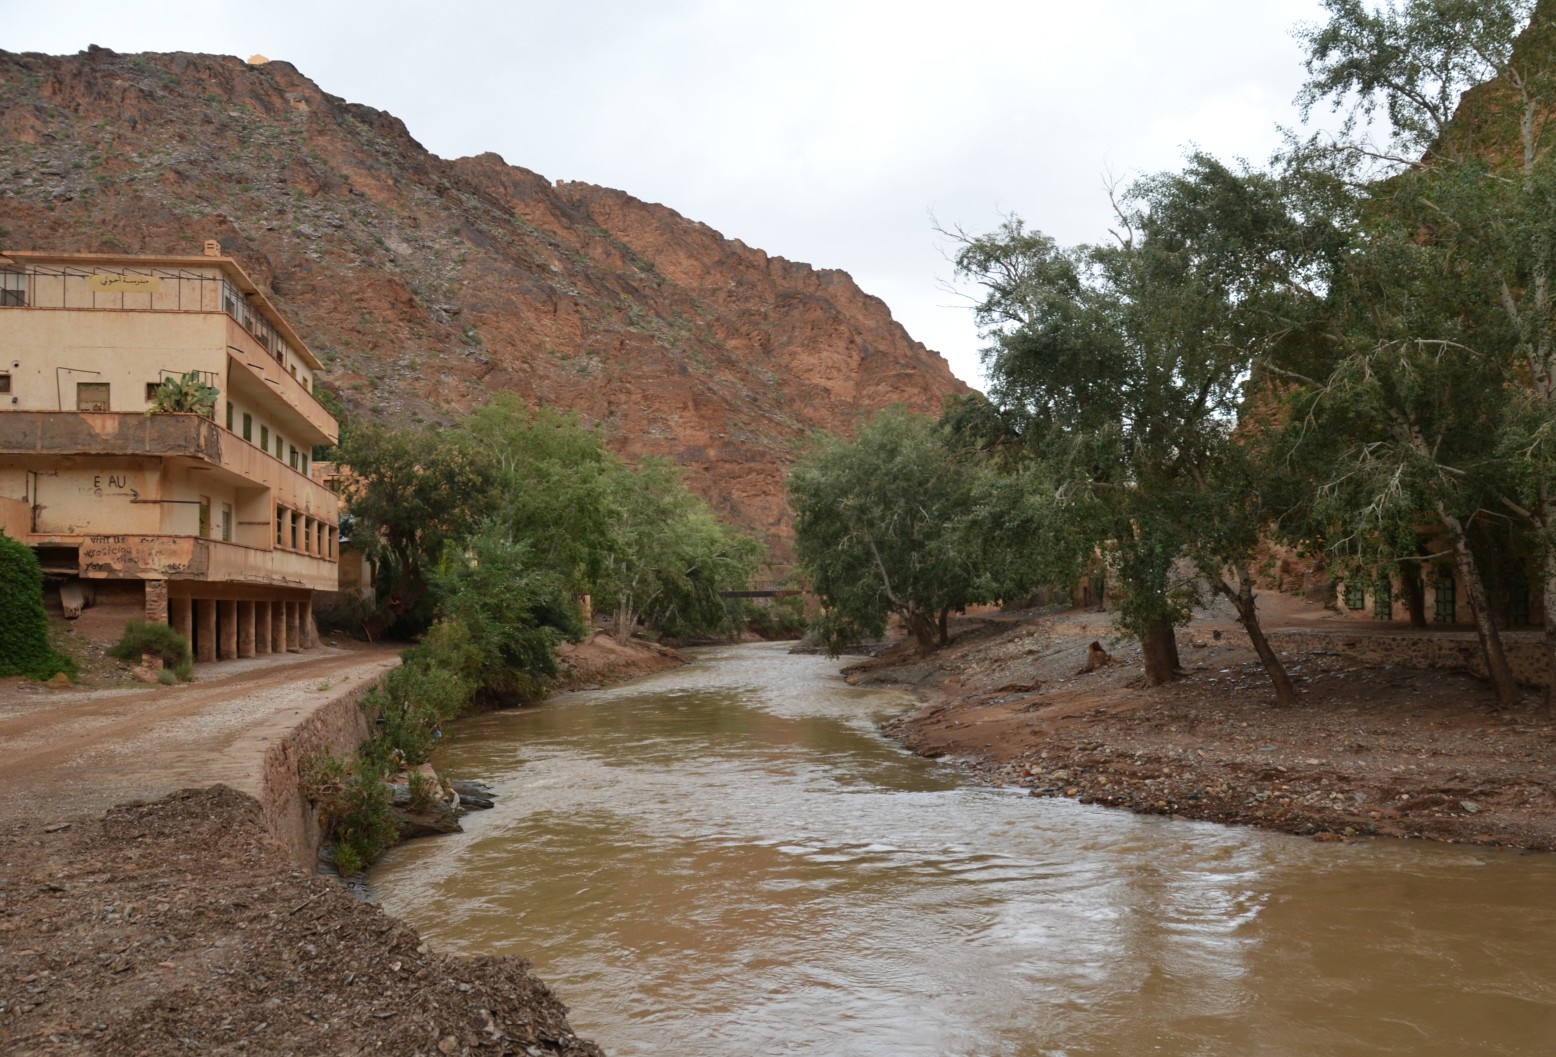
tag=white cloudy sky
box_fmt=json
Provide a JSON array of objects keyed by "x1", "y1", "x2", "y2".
[{"x1": 5, "y1": 0, "x2": 1339, "y2": 390}]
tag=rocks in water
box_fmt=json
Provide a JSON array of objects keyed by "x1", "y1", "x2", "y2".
[{"x1": 450, "y1": 780, "x2": 498, "y2": 811}]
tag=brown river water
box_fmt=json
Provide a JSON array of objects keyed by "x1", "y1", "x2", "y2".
[{"x1": 370, "y1": 643, "x2": 1556, "y2": 1056}]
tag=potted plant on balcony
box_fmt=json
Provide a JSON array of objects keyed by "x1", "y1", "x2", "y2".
[{"x1": 147, "y1": 372, "x2": 219, "y2": 417}]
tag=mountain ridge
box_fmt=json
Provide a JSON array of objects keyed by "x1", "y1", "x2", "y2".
[{"x1": 0, "y1": 45, "x2": 968, "y2": 555}]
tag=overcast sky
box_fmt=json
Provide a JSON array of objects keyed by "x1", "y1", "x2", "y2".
[{"x1": 5, "y1": 0, "x2": 1339, "y2": 390}]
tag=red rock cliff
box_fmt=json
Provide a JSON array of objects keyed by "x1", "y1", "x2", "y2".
[{"x1": 0, "y1": 47, "x2": 968, "y2": 555}]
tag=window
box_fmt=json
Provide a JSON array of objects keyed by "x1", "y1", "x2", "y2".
[
  {"x1": 300, "y1": 452, "x2": 309, "y2": 476},
  {"x1": 304, "y1": 518, "x2": 313, "y2": 555},
  {"x1": 225, "y1": 401, "x2": 234, "y2": 431},
  {"x1": 76, "y1": 382, "x2": 110, "y2": 412},
  {"x1": 289, "y1": 445, "x2": 298, "y2": 470},
  {"x1": 276, "y1": 506, "x2": 286, "y2": 547},
  {"x1": 1373, "y1": 576, "x2": 1393, "y2": 620},
  {"x1": 198, "y1": 496, "x2": 211, "y2": 538},
  {"x1": 328, "y1": 526, "x2": 336, "y2": 559},
  {"x1": 220, "y1": 503, "x2": 233, "y2": 543},
  {"x1": 242, "y1": 412, "x2": 252, "y2": 442},
  {"x1": 290, "y1": 510, "x2": 299, "y2": 551},
  {"x1": 0, "y1": 269, "x2": 25, "y2": 307},
  {"x1": 260, "y1": 424, "x2": 269, "y2": 450},
  {"x1": 1511, "y1": 572, "x2": 1531, "y2": 627},
  {"x1": 0, "y1": 373, "x2": 11, "y2": 394},
  {"x1": 1433, "y1": 569, "x2": 1456, "y2": 623},
  {"x1": 275, "y1": 434, "x2": 283, "y2": 460},
  {"x1": 1344, "y1": 582, "x2": 1365, "y2": 611},
  {"x1": 145, "y1": 381, "x2": 160, "y2": 402}
]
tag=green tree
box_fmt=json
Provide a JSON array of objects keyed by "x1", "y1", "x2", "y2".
[
  {"x1": 0, "y1": 532, "x2": 74, "y2": 680},
  {"x1": 788, "y1": 407, "x2": 998, "y2": 654},
  {"x1": 457, "y1": 397, "x2": 620, "y2": 595},
  {"x1": 953, "y1": 155, "x2": 1335, "y2": 698},
  {"x1": 338, "y1": 422, "x2": 498, "y2": 633},
  {"x1": 428, "y1": 526, "x2": 586, "y2": 701},
  {"x1": 1292, "y1": 0, "x2": 1554, "y2": 705},
  {"x1": 595, "y1": 458, "x2": 760, "y2": 642}
]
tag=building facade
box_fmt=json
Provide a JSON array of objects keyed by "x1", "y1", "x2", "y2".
[{"x1": 0, "y1": 243, "x2": 340, "y2": 662}]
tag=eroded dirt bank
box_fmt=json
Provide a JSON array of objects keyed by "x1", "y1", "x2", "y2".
[
  {"x1": 0, "y1": 786, "x2": 601, "y2": 1057},
  {"x1": 867, "y1": 604, "x2": 1556, "y2": 851}
]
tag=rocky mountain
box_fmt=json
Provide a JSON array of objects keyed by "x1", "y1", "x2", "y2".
[{"x1": 0, "y1": 46, "x2": 967, "y2": 557}]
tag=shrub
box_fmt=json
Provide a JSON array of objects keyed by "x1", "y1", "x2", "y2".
[
  {"x1": 107, "y1": 620, "x2": 193, "y2": 681},
  {"x1": 0, "y1": 532, "x2": 75, "y2": 680},
  {"x1": 300, "y1": 749, "x2": 397, "y2": 875},
  {"x1": 147, "y1": 371, "x2": 218, "y2": 417}
]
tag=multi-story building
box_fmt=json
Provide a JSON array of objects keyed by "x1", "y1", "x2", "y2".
[{"x1": 0, "y1": 242, "x2": 339, "y2": 663}]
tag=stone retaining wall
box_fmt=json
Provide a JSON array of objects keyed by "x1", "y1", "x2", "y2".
[{"x1": 258, "y1": 673, "x2": 384, "y2": 867}]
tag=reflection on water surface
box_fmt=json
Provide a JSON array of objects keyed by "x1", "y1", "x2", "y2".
[{"x1": 371, "y1": 644, "x2": 1556, "y2": 1056}]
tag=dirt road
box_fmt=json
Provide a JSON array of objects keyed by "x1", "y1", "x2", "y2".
[{"x1": 0, "y1": 644, "x2": 402, "y2": 825}]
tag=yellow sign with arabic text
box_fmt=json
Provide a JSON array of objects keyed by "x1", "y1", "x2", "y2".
[{"x1": 88, "y1": 273, "x2": 162, "y2": 293}]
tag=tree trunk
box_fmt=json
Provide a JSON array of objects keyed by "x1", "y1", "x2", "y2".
[
  {"x1": 1543, "y1": 547, "x2": 1556, "y2": 716},
  {"x1": 1400, "y1": 562, "x2": 1428, "y2": 628},
  {"x1": 1440, "y1": 505, "x2": 1520, "y2": 707},
  {"x1": 905, "y1": 610, "x2": 940, "y2": 654},
  {"x1": 614, "y1": 598, "x2": 632, "y2": 645},
  {"x1": 1140, "y1": 617, "x2": 1180, "y2": 686},
  {"x1": 1211, "y1": 568, "x2": 1297, "y2": 707},
  {"x1": 937, "y1": 606, "x2": 951, "y2": 646}
]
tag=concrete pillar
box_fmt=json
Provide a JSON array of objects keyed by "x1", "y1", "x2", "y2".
[
  {"x1": 196, "y1": 600, "x2": 216, "y2": 662},
  {"x1": 255, "y1": 601, "x2": 272, "y2": 655},
  {"x1": 285, "y1": 600, "x2": 300, "y2": 653},
  {"x1": 218, "y1": 599, "x2": 238, "y2": 660},
  {"x1": 238, "y1": 601, "x2": 256, "y2": 659},
  {"x1": 301, "y1": 597, "x2": 316, "y2": 650},
  {"x1": 171, "y1": 596, "x2": 193, "y2": 645},
  {"x1": 272, "y1": 601, "x2": 287, "y2": 654},
  {"x1": 144, "y1": 579, "x2": 169, "y2": 624}
]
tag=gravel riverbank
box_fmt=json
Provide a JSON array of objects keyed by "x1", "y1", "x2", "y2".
[{"x1": 867, "y1": 606, "x2": 1556, "y2": 851}]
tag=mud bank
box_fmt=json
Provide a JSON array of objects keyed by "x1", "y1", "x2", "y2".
[
  {"x1": 866, "y1": 608, "x2": 1556, "y2": 851},
  {"x1": 0, "y1": 786, "x2": 601, "y2": 1057}
]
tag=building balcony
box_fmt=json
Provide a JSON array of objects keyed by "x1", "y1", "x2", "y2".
[
  {"x1": 76, "y1": 534, "x2": 337, "y2": 592},
  {"x1": 0, "y1": 408, "x2": 225, "y2": 461},
  {"x1": 225, "y1": 319, "x2": 337, "y2": 446},
  {"x1": 0, "y1": 410, "x2": 334, "y2": 506}
]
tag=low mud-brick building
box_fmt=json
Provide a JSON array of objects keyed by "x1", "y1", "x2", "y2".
[{"x1": 0, "y1": 242, "x2": 339, "y2": 662}]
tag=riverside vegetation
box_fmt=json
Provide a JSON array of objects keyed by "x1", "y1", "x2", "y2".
[
  {"x1": 305, "y1": 398, "x2": 765, "y2": 871},
  {"x1": 791, "y1": 0, "x2": 1556, "y2": 715}
]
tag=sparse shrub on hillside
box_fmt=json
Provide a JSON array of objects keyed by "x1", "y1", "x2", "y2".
[
  {"x1": 0, "y1": 532, "x2": 76, "y2": 681},
  {"x1": 107, "y1": 619, "x2": 194, "y2": 681}
]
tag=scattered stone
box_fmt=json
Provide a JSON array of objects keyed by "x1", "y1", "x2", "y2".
[
  {"x1": 43, "y1": 822, "x2": 71, "y2": 833},
  {"x1": 1461, "y1": 800, "x2": 1481, "y2": 814}
]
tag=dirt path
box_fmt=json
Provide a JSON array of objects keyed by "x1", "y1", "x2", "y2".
[{"x1": 0, "y1": 644, "x2": 402, "y2": 825}]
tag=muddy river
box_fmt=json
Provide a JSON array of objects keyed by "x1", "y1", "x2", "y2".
[{"x1": 371, "y1": 643, "x2": 1556, "y2": 1056}]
